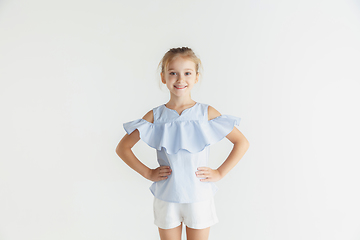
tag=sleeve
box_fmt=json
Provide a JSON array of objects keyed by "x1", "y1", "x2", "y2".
[
  {"x1": 203, "y1": 115, "x2": 241, "y2": 144},
  {"x1": 123, "y1": 119, "x2": 157, "y2": 149},
  {"x1": 123, "y1": 119, "x2": 153, "y2": 135}
]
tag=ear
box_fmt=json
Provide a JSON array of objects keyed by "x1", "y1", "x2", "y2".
[
  {"x1": 195, "y1": 72, "x2": 199, "y2": 84},
  {"x1": 161, "y1": 72, "x2": 166, "y2": 84}
]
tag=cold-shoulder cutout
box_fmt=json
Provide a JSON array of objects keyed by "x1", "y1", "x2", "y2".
[
  {"x1": 142, "y1": 109, "x2": 154, "y2": 123},
  {"x1": 208, "y1": 105, "x2": 222, "y2": 120}
]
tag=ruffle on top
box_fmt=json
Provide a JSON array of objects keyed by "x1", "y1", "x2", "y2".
[{"x1": 123, "y1": 115, "x2": 241, "y2": 154}]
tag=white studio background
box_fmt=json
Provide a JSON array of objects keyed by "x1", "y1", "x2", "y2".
[{"x1": 1, "y1": 0, "x2": 360, "y2": 240}]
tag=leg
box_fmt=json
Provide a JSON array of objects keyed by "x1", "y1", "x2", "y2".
[
  {"x1": 186, "y1": 226, "x2": 210, "y2": 240},
  {"x1": 158, "y1": 223, "x2": 182, "y2": 240}
]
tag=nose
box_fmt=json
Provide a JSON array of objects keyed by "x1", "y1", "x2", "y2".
[{"x1": 176, "y1": 74, "x2": 184, "y2": 82}]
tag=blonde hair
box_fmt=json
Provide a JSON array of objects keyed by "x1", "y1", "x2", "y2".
[{"x1": 158, "y1": 47, "x2": 203, "y2": 75}]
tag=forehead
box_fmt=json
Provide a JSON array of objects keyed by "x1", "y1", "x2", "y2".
[{"x1": 167, "y1": 57, "x2": 196, "y2": 70}]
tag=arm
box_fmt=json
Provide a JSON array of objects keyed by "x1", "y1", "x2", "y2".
[
  {"x1": 196, "y1": 106, "x2": 250, "y2": 181},
  {"x1": 216, "y1": 126, "x2": 249, "y2": 179},
  {"x1": 115, "y1": 110, "x2": 172, "y2": 181}
]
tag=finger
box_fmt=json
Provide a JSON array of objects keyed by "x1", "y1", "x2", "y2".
[
  {"x1": 200, "y1": 178, "x2": 210, "y2": 182},
  {"x1": 160, "y1": 166, "x2": 171, "y2": 170},
  {"x1": 197, "y1": 167, "x2": 209, "y2": 171},
  {"x1": 196, "y1": 170, "x2": 208, "y2": 175},
  {"x1": 195, "y1": 171, "x2": 203, "y2": 177},
  {"x1": 160, "y1": 172, "x2": 171, "y2": 177},
  {"x1": 199, "y1": 168, "x2": 211, "y2": 173},
  {"x1": 200, "y1": 173, "x2": 210, "y2": 178},
  {"x1": 196, "y1": 174, "x2": 208, "y2": 179},
  {"x1": 158, "y1": 167, "x2": 169, "y2": 173},
  {"x1": 159, "y1": 169, "x2": 172, "y2": 174},
  {"x1": 159, "y1": 171, "x2": 171, "y2": 176}
]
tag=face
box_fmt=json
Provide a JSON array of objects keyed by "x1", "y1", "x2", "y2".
[{"x1": 161, "y1": 56, "x2": 199, "y2": 98}]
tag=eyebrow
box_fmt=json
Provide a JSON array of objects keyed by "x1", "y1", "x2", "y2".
[{"x1": 168, "y1": 68, "x2": 195, "y2": 71}]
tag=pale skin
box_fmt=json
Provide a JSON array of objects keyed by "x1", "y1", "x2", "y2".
[{"x1": 116, "y1": 56, "x2": 250, "y2": 240}]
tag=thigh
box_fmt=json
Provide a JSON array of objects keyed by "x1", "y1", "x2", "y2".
[
  {"x1": 158, "y1": 224, "x2": 182, "y2": 240},
  {"x1": 153, "y1": 197, "x2": 183, "y2": 229},
  {"x1": 182, "y1": 197, "x2": 218, "y2": 229},
  {"x1": 186, "y1": 226, "x2": 210, "y2": 240}
]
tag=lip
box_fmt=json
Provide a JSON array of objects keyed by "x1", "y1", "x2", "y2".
[{"x1": 174, "y1": 85, "x2": 187, "y2": 89}]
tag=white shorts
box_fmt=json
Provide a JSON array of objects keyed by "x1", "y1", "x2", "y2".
[{"x1": 153, "y1": 197, "x2": 219, "y2": 230}]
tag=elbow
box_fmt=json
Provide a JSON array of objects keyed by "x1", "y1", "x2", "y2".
[
  {"x1": 234, "y1": 139, "x2": 250, "y2": 149},
  {"x1": 116, "y1": 141, "x2": 132, "y2": 159},
  {"x1": 243, "y1": 139, "x2": 250, "y2": 149},
  {"x1": 240, "y1": 136, "x2": 250, "y2": 149},
  {"x1": 115, "y1": 146, "x2": 121, "y2": 157},
  {"x1": 115, "y1": 142, "x2": 126, "y2": 158}
]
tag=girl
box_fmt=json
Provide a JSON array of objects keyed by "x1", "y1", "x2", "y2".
[{"x1": 116, "y1": 47, "x2": 249, "y2": 240}]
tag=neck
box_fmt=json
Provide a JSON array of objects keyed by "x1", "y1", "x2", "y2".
[{"x1": 167, "y1": 94, "x2": 195, "y2": 108}]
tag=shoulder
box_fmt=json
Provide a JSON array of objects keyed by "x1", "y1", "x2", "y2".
[
  {"x1": 207, "y1": 105, "x2": 221, "y2": 120},
  {"x1": 142, "y1": 109, "x2": 154, "y2": 123}
]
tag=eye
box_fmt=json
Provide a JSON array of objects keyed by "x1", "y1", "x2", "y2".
[
  {"x1": 169, "y1": 72, "x2": 176, "y2": 75},
  {"x1": 185, "y1": 72, "x2": 191, "y2": 76}
]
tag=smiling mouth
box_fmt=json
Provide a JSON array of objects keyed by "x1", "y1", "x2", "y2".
[{"x1": 174, "y1": 86, "x2": 187, "y2": 89}]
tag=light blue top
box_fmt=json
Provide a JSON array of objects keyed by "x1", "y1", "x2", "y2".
[{"x1": 123, "y1": 102, "x2": 241, "y2": 203}]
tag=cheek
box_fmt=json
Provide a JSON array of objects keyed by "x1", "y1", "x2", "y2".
[{"x1": 167, "y1": 78, "x2": 176, "y2": 84}]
